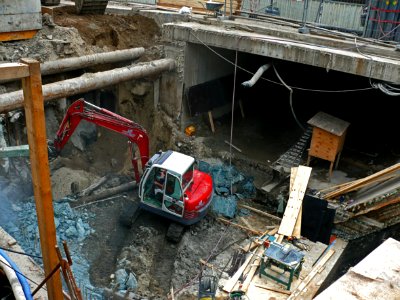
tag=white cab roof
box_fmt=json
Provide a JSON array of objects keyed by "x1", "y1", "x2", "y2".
[{"x1": 160, "y1": 151, "x2": 194, "y2": 175}]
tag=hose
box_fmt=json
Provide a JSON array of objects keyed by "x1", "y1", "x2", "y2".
[{"x1": 0, "y1": 249, "x2": 33, "y2": 300}]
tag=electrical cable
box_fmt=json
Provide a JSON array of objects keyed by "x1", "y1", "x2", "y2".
[
  {"x1": 0, "y1": 246, "x2": 43, "y2": 260},
  {"x1": 189, "y1": 31, "x2": 374, "y2": 93},
  {"x1": 273, "y1": 65, "x2": 305, "y2": 131}
]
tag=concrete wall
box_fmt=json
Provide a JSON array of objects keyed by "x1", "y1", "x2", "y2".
[
  {"x1": 0, "y1": 0, "x2": 42, "y2": 32},
  {"x1": 184, "y1": 43, "x2": 234, "y2": 88}
]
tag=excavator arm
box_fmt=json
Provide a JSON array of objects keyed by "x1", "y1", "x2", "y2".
[{"x1": 53, "y1": 98, "x2": 149, "y2": 182}]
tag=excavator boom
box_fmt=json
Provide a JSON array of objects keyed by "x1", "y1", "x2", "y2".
[{"x1": 53, "y1": 99, "x2": 149, "y2": 182}]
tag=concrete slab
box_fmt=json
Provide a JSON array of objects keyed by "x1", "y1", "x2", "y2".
[
  {"x1": 315, "y1": 237, "x2": 400, "y2": 300},
  {"x1": 162, "y1": 21, "x2": 400, "y2": 84}
]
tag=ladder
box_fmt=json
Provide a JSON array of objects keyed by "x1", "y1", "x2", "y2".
[{"x1": 271, "y1": 126, "x2": 313, "y2": 173}]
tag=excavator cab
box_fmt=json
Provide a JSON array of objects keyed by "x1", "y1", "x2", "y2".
[{"x1": 139, "y1": 151, "x2": 213, "y2": 225}]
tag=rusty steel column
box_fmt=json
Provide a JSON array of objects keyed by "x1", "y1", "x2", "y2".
[{"x1": 21, "y1": 58, "x2": 63, "y2": 300}]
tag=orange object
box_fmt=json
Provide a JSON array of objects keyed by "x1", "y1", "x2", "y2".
[{"x1": 185, "y1": 125, "x2": 196, "y2": 136}]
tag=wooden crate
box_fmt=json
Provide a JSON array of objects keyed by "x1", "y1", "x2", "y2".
[{"x1": 307, "y1": 112, "x2": 350, "y2": 177}]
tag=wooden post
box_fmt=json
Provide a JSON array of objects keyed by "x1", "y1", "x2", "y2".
[{"x1": 21, "y1": 58, "x2": 63, "y2": 300}]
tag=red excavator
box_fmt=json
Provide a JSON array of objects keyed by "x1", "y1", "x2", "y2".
[{"x1": 51, "y1": 99, "x2": 213, "y2": 240}]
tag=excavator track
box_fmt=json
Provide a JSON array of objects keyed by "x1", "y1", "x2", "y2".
[{"x1": 75, "y1": 0, "x2": 109, "y2": 14}]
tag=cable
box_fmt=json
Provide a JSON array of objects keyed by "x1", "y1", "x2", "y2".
[
  {"x1": 0, "y1": 256, "x2": 46, "y2": 292},
  {"x1": 0, "y1": 246, "x2": 43, "y2": 260},
  {"x1": 229, "y1": 50, "x2": 238, "y2": 195},
  {"x1": 189, "y1": 31, "x2": 374, "y2": 93},
  {"x1": 273, "y1": 65, "x2": 305, "y2": 131}
]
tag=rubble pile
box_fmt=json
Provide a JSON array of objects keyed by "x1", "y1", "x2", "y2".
[
  {"x1": 199, "y1": 161, "x2": 256, "y2": 218},
  {"x1": 3, "y1": 197, "x2": 100, "y2": 295}
]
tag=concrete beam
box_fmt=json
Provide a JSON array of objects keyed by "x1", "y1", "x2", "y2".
[{"x1": 163, "y1": 23, "x2": 400, "y2": 84}]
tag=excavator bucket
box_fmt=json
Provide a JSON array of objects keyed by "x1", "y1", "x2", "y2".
[{"x1": 74, "y1": 0, "x2": 109, "y2": 14}]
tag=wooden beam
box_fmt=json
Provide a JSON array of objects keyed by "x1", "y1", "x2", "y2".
[
  {"x1": 0, "y1": 63, "x2": 29, "y2": 80},
  {"x1": 217, "y1": 217, "x2": 263, "y2": 235},
  {"x1": 324, "y1": 163, "x2": 400, "y2": 199},
  {"x1": 0, "y1": 30, "x2": 37, "y2": 42},
  {"x1": 21, "y1": 58, "x2": 63, "y2": 300},
  {"x1": 238, "y1": 204, "x2": 282, "y2": 221},
  {"x1": 241, "y1": 246, "x2": 264, "y2": 292},
  {"x1": 288, "y1": 249, "x2": 335, "y2": 300},
  {"x1": 252, "y1": 283, "x2": 292, "y2": 295}
]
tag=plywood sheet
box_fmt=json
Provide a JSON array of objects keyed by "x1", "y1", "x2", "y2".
[{"x1": 278, "y1": 165, "x2": 312, "y2": 237}]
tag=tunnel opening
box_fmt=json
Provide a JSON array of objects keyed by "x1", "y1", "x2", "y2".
[{"x1": 185, "y1": 44, "x2": 400, "y2": 171}]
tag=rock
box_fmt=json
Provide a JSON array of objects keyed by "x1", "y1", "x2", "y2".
[
  {"x1": 126, "y1": 273, "x2": 138, "y2": 291},
  {"x1": 76, "y1": 218, "x2": 86, "y2": 240},
  {"x1": 115, "y1": 269, "x2": 128, "y2": 290},
  {"x1": 65, "y1": 226, "x2": 78, "y2": 238}
]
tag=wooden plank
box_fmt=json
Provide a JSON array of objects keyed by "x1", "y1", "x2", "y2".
[
  {"x1": 217, "y1": 217, "x2": 263, "y2": 235},
  {"x1": 223, "y1": 246, "x2": 258, "y2": 293},
  {"x1": 278, "y1": 166, "x2": 312, "y2": 237},
  {"x1": 0, "y1": 63, "x2": 29, "y2": 80},
  {"x1": 324, "y1": 163, "x2": 400, "y2": 199},
  {"x1": 241, "y1": 246, "x2": 264, "y2": 292},
  {"x1": 238, "y1": 204, "x2": 282, "y2": 221},
  {"x1": 288, "y1": 249, "x2": 335, "y2": 300},
  {"x1": 291, "y1": 167, "x2": 302, "y2": 238},
  {"x1": 21, "y1": 58, "x2": 63, "y2": 300},
  {"x1": 353, "y1": 196, "x2": 400, "y2": 217},
  {"x1": 252, "y1": 283, "x2": 292, "y2": 295}
]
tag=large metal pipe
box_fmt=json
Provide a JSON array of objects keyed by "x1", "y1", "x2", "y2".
[
  {"x1": 41, "y1": 47, "x2": 145, "y2": 76},
  {"x1": 0, "y1": 58, "x2": 175, "y2": 113},
  {"x1": 0, "y1": 48, "x2": 145, "y2": 84}
]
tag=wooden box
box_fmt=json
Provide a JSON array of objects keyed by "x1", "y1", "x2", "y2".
[{"x1": 307, "y1": 112, "x2": 350, "y2": 176}]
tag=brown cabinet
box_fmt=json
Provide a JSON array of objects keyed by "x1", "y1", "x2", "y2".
[{"x1": 307, "y1": 112, "x2": 350, "y2": 177}]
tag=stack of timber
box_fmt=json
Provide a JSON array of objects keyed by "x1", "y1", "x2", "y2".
[{"x1": 319, "y1": 163, "x2": 400, "y2": 239}]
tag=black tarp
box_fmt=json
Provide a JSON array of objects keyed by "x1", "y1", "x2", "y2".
[{"x1": 301, "y1": 194, "x2": 335, "y2": 245}]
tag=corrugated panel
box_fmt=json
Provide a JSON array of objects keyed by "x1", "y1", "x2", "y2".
[
  {"x1": 241, "y1": 0, "x2": 364, "y2": 31},
  {"x1": 365, "y1": 0, "x2": 400, "y2": 41},
  {"x1": 0, "y1": 0, "x2": 42, "y2": 32},
  {"x1": 157, "y1": 0, "x2": 242, "y2": 15}
]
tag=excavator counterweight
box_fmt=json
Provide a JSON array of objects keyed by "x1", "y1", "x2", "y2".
[{"x1": 75, "y1": 0, "x2": 109, "y2": 14}]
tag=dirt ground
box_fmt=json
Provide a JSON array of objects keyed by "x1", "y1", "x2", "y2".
[{"x1": 53, "y1": 6, "x2": 162, "y2": 61}]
